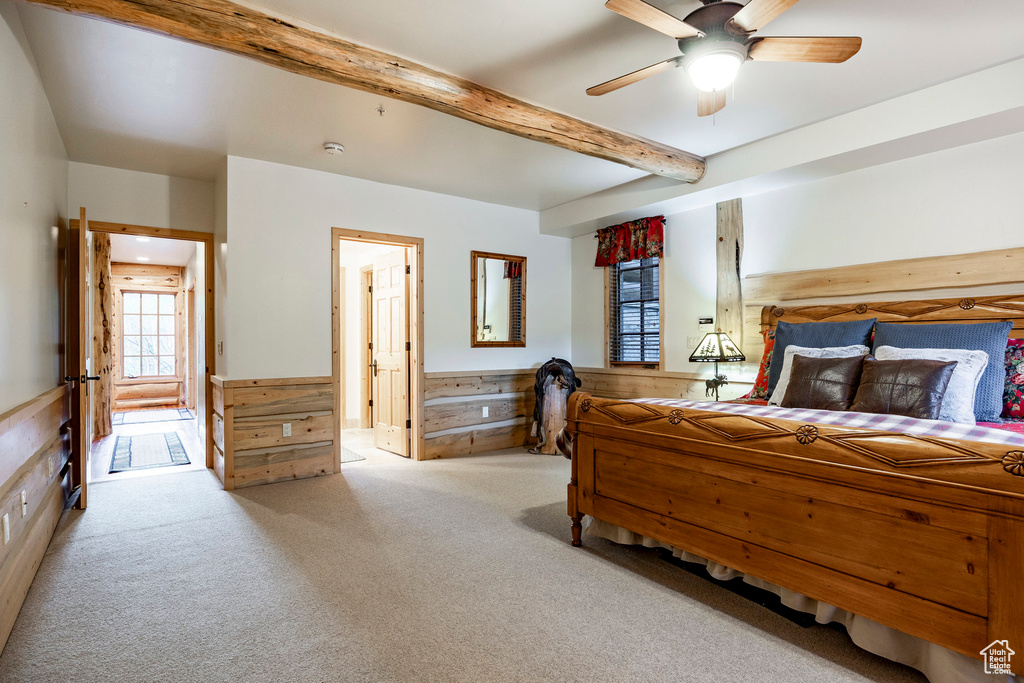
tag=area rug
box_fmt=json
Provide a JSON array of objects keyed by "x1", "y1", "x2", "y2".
[
  {"x1": 109, "y1": 433, "x2": 191, "y2": 473},
  {"x1": 339, "y1": 446, "x2": 366, "y2": 464},
  {"x1": 112, "y1": 408, "x2": 193, "y2": 425}
]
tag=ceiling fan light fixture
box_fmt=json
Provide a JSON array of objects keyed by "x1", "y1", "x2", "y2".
[{"x1": 683, "y1": 42, "x2": 746, "y2": 92}]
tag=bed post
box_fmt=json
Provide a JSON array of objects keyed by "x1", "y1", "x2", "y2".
[
  {"x1": 566, "y1": 393, "x2": 584, "y2": 546},
  {"x1": 988, "y1": 497, "x2": 1024, "y2": 674},
  {"x1": 568, "y1": 433, "x2": 583, "y2": 546}
]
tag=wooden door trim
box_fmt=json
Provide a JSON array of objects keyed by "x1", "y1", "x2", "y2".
[
  {"x1": 187, "y1": 284, "x2": 196, "y2": 411},
  {"x1": 360, "y1": 265, "x2": 373, "y2": 430},
  {"x1": 73, "y1": 218, "x2": 216, "y2": 473},
  {"x1": 68, "y1": 208, "x2": 89, "y2": 508},
  {"x1": 332, "y1": 227, "x2": 425, "y2": 462}
]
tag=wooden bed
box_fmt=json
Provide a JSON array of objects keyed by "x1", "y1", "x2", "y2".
[{"x1": 564, "y1": 295, "x2": 1024, "y2": 672}]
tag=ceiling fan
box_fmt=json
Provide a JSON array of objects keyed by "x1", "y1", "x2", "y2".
[{"x1": 588, "y1": 0, "x2": 862, "y2": 116}]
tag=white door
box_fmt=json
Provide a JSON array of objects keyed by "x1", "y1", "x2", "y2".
[{"x1": 372, "y1": 249, "x2": 409, "y2": 456}]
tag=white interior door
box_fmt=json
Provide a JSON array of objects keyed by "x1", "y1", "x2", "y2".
[{"x1": 372, "y1": 249, "x2": 409, "y2": 456}]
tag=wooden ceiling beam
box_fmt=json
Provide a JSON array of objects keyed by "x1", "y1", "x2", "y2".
[{"x1": 21, "y1": 0, "x2": 707, "y2": 182}]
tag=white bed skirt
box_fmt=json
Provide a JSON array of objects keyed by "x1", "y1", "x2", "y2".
[{"x1": 587, "y1": 517, "x2": 1017, "y2": 683}]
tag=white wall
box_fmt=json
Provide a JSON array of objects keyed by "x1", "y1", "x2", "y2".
[
  {"x1": 571, "y1": 206, "x2": 717, "y2": 373},
  {"x1": 573, "y1": 130, "x2": 1024, "y2": 378},
  {"x1": 68, "y1": 162, "x2": 215, "y2": 233},
  {"x1": 183, "y1": 244, "x2": 206, "y2": 436},
  {"x1": 223, "y1": 156, "x2": 572, "y2": 380},
  {"x1": 742, "y1": 131, "x2": 1024, "y2": 276},
  {"x1": 213, "y1": 159, "x2": 228, "y2": 377},
  {"x1": 0, "y1": 4, "x2": 68, "y2": 413}
]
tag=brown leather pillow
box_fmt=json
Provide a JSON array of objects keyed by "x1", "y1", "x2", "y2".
[
  {"x1": 849, "y1": 357, "x2": 958, "y2": 420},
  {"x1": 780, "y1": 354, "x2": 865, "y2": 411}
]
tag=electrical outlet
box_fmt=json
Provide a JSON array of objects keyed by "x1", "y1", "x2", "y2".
[
  {"x1": 482, "y1": 406, "x2": 489, "y2": 418},
  {"x1": 282, "y1": 423, "x2": 292, "y2": 437},
  {"x1": 20, "y1": 491, "x2": 27, "y2": 518},
  {"x1": 2, "y1": 514, "x2": 8, "y2": 545}
]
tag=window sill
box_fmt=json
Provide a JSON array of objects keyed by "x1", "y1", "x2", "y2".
[
  {"x1": 117, "y1": 376, "x2": 183, "y2": 385},
  {"x1": 609, "y1": 362, "x2": 662, "y2": 371}
]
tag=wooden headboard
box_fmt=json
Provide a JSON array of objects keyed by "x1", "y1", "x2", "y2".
[{"x1": 760, "y1": 295, "x2": 1024, "y2": 340}]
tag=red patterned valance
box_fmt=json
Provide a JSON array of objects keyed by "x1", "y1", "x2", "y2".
[{"x1": 594, "y1": 215, "x2": 665, "y2": 267}]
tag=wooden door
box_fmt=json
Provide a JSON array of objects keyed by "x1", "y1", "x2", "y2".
[
  {"x1": 68, "y1": 208, "x2": 93, "y2": 509},
  {"x1": 372, "y1": 249, "x2": 409, "y2": 456}
]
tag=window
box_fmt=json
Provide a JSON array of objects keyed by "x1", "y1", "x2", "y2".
[
  {"x1": 122, "y1": 292, "x2": 176, "y2": 378},
  {"x1": 609, "y1": 257, "x2": 660, "y2": 365}
]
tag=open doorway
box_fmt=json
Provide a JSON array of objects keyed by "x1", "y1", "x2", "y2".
[
  {"x1": 332, "y1": 228, "x2": 424, "y2": 461},
  {"x1": 71, "y1": 217, "x2": 215, "y2": 494}
]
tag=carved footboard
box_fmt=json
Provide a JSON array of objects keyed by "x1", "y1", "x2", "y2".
[{"x1": 565, "y1": 392, "x2": 1024, "y2": 670}]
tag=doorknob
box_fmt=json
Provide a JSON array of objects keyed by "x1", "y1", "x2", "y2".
[
  {"x1": 370, "y1": 360, "x2": 378, "y2": 377},
  {"x1": 64, "y1": 375, "x2": 76, "y2": 384}
]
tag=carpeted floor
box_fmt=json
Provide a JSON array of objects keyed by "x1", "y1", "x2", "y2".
[{"x1": 0, "y1": 449, "x2": 925, "y2": 683}]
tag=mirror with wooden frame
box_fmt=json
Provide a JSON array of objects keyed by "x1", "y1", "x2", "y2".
[{"x1": 471, "y1": 251, "x2": 526, "y2": 348}]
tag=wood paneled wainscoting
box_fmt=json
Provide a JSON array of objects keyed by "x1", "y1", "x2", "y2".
[
  {"x1": 0, "y1": 386, "x2": 72, "y2": 655},
  {"x1": 573, "y1": 367, "x2": 754, "y2": 402},
  {"x1": 423, "y1": 370, "x2": 537, "y2": 459},
  {"x1": 421, "y1": 367, "x2": 755, "y2": 459},
  {"x1": 211, "y1": 377, "x2": 338, "y2": 490}
]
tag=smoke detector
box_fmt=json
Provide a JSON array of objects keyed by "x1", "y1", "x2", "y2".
[{"x1": 323, "y1": 142, "x2": 345, "y2": 155}]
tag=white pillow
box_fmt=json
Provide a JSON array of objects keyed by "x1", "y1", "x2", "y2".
[
  {"x1": 873, "y1": 345, "x2": 988, "y2": 425},
  {"x1": 768, "y1": 344, "x2": 870, "y2": 407}
]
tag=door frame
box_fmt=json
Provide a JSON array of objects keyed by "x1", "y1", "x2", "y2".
[
  {"x1": 332, "y1": 228, "x2": 425, "y2": 461},
  {"x1": 72, "y1": 219, "x2": 216, "y2": 470},
  {"x1": 359, "y1": 265, "x2": 373, "y2": 430},
  {"x1": 187, "y1": 283, "x2": 197, "y2": 411}
]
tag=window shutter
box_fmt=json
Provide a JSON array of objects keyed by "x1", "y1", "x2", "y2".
[
  {"x1": 609, "y1": 257, "x2": 660, "y2": 364},
  {"x1": 508, "y1": 275, "x2": 523, "y2": 342}
]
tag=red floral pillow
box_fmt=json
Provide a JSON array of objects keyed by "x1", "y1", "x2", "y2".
[
  {"x1": 741, "y1": 329, "x2": 776, "y2": 400},
  {"x1": 1005, "y1": 338, "x2": 1024, "y2": 418}
]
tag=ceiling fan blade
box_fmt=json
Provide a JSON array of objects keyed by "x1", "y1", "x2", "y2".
[
  {"x1": 697, "y1": 89, "x2": 726, "y2": 117},
  {"x1": 587, "y1": 57, "x2": 682, "y2": 96},
  {"x1": 730, "y1": 0, "x2": 800, "y2": 33},
  {"x1": 605, "y1": 0, "x2": 703, "y2": 39},
  {"x1": 748, "y1": 36, "x2": 862, "y2": 63}
]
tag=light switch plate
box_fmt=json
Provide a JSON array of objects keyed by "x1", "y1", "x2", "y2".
[
  {"x1": 482, "y1": 406, "x2": 489, "y2": 418},
  {"x1": 2, "y1": 514, "x2": 9, "y2": 545},
  {"x1": 282, "y1": 423, "x2": 292, "y2": 437},
  {"x1": 47, "y1": 456, "x2": 53, "y2": 478},
  {"x1": 20, "y1": 491, "x2": 27, "y2": 518}
]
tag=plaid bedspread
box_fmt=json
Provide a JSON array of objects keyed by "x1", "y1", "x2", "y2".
[{"x1": 634, "y1": 398, "x2": 1024, "y2": 448}]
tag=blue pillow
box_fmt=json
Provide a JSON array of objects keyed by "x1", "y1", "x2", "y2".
[
  {"x1": 872, "y1": 321, "x2": 1013, "y2": 422},
  {"x1": 767, "y1": 319, "x2": 876, "y2": 394}
]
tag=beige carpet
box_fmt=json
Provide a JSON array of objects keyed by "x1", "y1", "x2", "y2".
[{"x1": 0, "y1": 448, "x2": 925, "y2": 682}]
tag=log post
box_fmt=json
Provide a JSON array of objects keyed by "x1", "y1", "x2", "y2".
[
  {"x1": 91, "y1": 233, "x2": 113, "y2": 438},
  {"x1": 716, "y1": 198, "x2": 744, "y2": 348}
]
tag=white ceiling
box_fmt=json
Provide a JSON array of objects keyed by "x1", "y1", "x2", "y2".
[
  {"x1": 15, "y1": 0, "x2": 1024, "y2": 211},
  {"x1": 109, "y1": 233, "x2": 196, "y2": 267}
]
